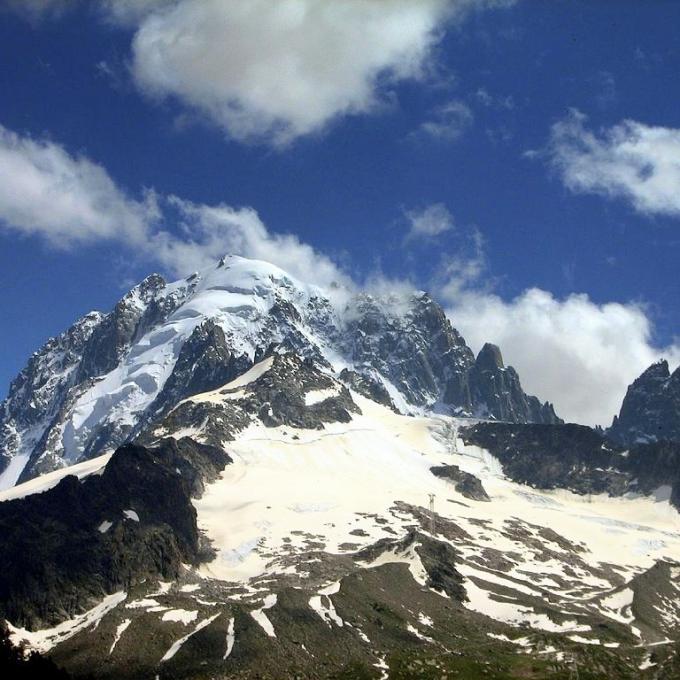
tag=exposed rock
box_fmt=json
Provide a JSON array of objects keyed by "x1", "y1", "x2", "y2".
[
  {"x1": 461, "y1": 421, "x2": 680, "y2": 507},
  {"x1": 460, "y1": 422, "x2": 631, "y2": 495},
  {"x1": 144, "y1": 352, "x2": 362, "y2": 448},
  {"x1": 609, "y1": 359, "x2": 680, "y2": 445},
  {"x1": 338, "y1": 368, "x2": 397, "y2": 411},
  {"x1": 430, "y1": 464, "x2": 490, "y2": 501},
  {"x1": 0, "y1": 438, "x2": 230, "y2": 629},
  {"x1": 469, "y1": 343, "x2": 561, "y2": 424},
  {"x1": 138, "y1": 320, "x2": 251, "y2": 429},
  {"x1": 1, "y1": 256, "x2": 559, "y2": 486},
  {"x1": 77, "y1": 275, "x2": 167, "y2": 382},
  {"x1": 0, "y1": 312, "x2": 104, "y2": 479}
]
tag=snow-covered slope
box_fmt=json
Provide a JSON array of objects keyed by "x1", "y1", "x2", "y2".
[
  {"x1": 4, "y1": 384, "x2": 679, "y2": 678},
  {"x1": 0, "y1": 255, "x2": 559, "y2": 487}
]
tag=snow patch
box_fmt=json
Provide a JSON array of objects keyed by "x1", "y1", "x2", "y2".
[
  {"x1": 250, "y1": 594, "x2": 277, "y2": 638},
  {"x1": 109, "y1": 619, "x2": 131, "y2": 654},
  {"x1": 160, "y1": 614, "x2": 220, "y2": 662},
  {"x1": 161, "y1": 610, "x2": 198, "y2": 624}
]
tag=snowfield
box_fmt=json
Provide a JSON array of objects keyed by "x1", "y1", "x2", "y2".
[
  {"x1": 189, "y1": 392, "x2": 680, "y2": 637},
  {"x1": 4, "y1": 381, "x2": 680, "y2": 654}
]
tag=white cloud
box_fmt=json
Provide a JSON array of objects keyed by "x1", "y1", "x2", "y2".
[
  {"x1": 7, "y1": 0, "x2": 513, "y2": 146},
  {"x1": 544, "y1": 110, "x2": 680, "y2": 217},
  {"x1": 444, "y1": 287, "x2": 680, "y2": 427},
  {"x1": 405, "y1": 202, "x2": 455, "y2": 240},
  {"x1": 0, "y1": 125, "x2": 156, "y2": 246},
  {"x1": 128, "y1": 0, "x2": 457, "y2": 146},
  {"x1": 417, "y1": 99, "x2": 474, "y2": 142}
]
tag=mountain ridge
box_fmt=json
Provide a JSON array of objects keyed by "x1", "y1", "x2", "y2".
[{"x1": 0, "y1": 255, "x2": 559, "y2": 488}]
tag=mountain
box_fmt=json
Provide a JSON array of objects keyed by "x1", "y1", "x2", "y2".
[
  {"x1": 0, "y1": 255, "x2": 559, "y2": 488},
  {"x1": 609, "y1": 360, "x2": 680, "y2": 445},
  {"x1": 1, "y1": 255, "x2": 679, "y2": 679}
]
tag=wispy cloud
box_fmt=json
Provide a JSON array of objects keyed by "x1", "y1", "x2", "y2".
[
  {"x1": 416, "y1": 100, "x2": 474, "y2": 142},
  {"x1": 404, "y1": 203, "x2": 455, "y2": 241}
]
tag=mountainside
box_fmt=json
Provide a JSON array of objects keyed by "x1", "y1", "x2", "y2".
[
  {"x1": 2, "y1": 254, "x2": 679, "y2": 679},
  {"x1": 609, "y1": 360, "x2": 680, "y2": 445},
  {"x1": 0, "y1": 255, "x2": 559, "y2": 488},
  {"x1": 1, "y1": 363, "x2": 678, "y2": 679}
]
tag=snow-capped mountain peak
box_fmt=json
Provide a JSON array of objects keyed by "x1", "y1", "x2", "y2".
[{"x1": 0, "y1": 255, "x2": 559, "y2": 488}]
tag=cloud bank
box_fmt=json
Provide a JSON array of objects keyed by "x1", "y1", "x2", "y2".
[
  {"x1": 154, "y1": 198, "x2": 351, "y2": 289},
  {"x1": 545, "y1": 110, "x2": 680, "y2": 217},
  {"x1": 0, "y1": 124, "x2": 346, "y2": 289}
]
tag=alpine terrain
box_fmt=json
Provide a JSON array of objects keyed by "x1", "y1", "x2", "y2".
[{"x1": 1, "y1": 256, "x2": 679, "y2": 679}]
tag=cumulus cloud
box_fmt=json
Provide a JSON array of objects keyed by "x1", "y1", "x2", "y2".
[
  {"x1": 544, "y1": 110, "x2": 680, "y2": 217},
  {"x1": 417, "y1": 99, "x2": 474, "y2": 142},
  {"x1": 443, "y1": 287, "x2": 680, "y2": 427},
  {"x1": 128, "y1": 0, "x2": 456, "y2": 146},
  {"x1": 0, "y1": 125, "x2": 156, "y2": 246},
  {"x1": 8, "y1": 1, "x2": 515, "y2": 146},
  {"x1": 404, "y1": 203, "x2": 455, "y2": 240}
]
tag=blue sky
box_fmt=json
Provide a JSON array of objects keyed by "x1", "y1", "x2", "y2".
[{"x1": 1, "y1": 0, "x2": 680, "y2": 425}]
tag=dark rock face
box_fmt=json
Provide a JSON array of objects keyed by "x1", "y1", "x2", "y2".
[
  {"x1": 0, "y1": 624, "x2": 74, "y2": 680},
  {"x1": 343, "y1": 293, "x2": 475, "y2": 410},
  {"x1": 145, "y1": 352, "x2": 362, "y2": 448},
  {"x1": 338, "y1": 368, "x2": 397, "y2": 411},
  {"x1": 140, "y1": 320, "x2": 251, "y2": 427},
  {"x1": 356, "y1": 530, "x2": 466, "y2": 601},
  {"x1": 77, "y1": 275, "x2": 167, "y2": 382},
  {"x1": 1, "y1": 259, "x2": 561, "y2": 486},
  {"x1": 627, "y1": 561, "x2": 680, "y2": 641},
  {"x1": 609, "y1": 360, "x2": 680, "y2": 445},
  {"x1": 0, "y1": 311, "x2": 104, "y2": 477},
  {"x1": 460, "y1": 421, "x2": 680, "y2": 507},
  {"x1": 0, "y1": 273, "x2": 202, "y2": 482},
  {"x1": 243, "y1": 354, "x2": 361, "y2": 429},
  {"x1": 341, "y1": 293, "x2": 558, "y2": 423},
  {"x1": 460, "y1": 423, "x2": 630, "y2": 495},
  {"x1": 0, "y1": 438, "x2": 230, "y2": 629},
  {"x1": 430, "y1": 464, "x2": 490, "y2": 501},
  {"x1": 469, "y1": 344, "x2": 561, "y2": 425}
]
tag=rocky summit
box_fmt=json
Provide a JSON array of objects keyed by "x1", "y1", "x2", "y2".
[
  {"x1": 0, "y1": 256, "x2": 679, "y2": 680},
  {"x1": 609, "y1": 360, "x2": 680, "y2": 445}
]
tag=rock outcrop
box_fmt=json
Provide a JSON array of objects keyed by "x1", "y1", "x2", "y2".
[{"x1": 609, "y1": 360, "x2": 680, "y2": 445}]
